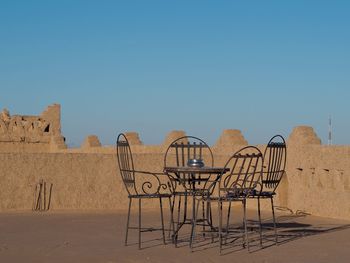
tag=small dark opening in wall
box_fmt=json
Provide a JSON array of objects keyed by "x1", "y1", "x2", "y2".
[{"x1": 44, "y1": 124, "x2": 50, "y2": 133}]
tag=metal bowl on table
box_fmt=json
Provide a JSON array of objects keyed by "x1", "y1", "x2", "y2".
[{"x1": 187, "y1": 158, "x2": 204, "y2": 168}]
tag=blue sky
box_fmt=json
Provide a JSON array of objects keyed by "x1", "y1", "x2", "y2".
[{"x1": 1, "y1": 1, "x2": 349, "y2": 146}]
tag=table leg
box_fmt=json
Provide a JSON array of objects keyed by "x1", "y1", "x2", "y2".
[{"x1": 190, "y1": 193, "x2": 199, "y2": 250}]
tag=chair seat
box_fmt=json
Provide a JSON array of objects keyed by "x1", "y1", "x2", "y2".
[
  {"x1": 201, "y1": 195, "x2": 245, "y2": 202},
  {"x1": 260, "y1": 191, "x2": 275, "y2": 197},
  {"x1": 129, "y1": 193, "x2": 172, "y2": 199},
  {"x1": 173, "y1": 189, "x2": 211, "y2": 196},
  {"x1": 172, "y1": 191, "x2": 188, "y2": 196},
  {"x1": 203, "y1": 190, "x2": 276, "y2": 201},
  {"x1": 249, "y1": 191, "x2": 276, "y2": 197}
]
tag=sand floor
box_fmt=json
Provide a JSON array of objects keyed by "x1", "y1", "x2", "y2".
[{"x1": 0, "y1": 207, "x2": 350, "y2": 263}]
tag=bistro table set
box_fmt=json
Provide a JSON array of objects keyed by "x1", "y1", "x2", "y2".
[{"x1": 116, "y1": 133, "x2": 286, "y2": 253}]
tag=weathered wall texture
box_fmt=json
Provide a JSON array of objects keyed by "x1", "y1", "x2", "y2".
[{"x1": 0, "y1": 105, "x2": 349, "y2": 220}]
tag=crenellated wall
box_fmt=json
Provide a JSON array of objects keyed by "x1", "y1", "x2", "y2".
[
  {"x1": 281, "y1": 126, "x2": 350, "y2": 218},
  {"x1": 0, "y1": 105, "x2": 349, "y2": 220}
]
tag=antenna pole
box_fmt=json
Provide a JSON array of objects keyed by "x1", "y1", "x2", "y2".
[{"x1": 328, "y1": 115, "x2": 332, "y2": 145}]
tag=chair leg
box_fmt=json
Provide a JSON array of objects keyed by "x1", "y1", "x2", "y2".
[
  {"x1": 225, "y1": 201, "x2": 232, "y2": 244},
  {"x1": 125, "y1": 198, "x2": 132, "y2": 246},
  {"x1": 218, "y1": 200, "x2": 223, "y2": 254},
  {"x1": 175, "y1": 195, "x2": 182, "y2": 247},
  {"x1": 202, "y1": 200, "x2": 205, "y2": 236},
  {"x1": 205, "y1": 200, "x2": 210, "y2": 226},
  {"x1": 183, "y1": 194, "x2": 188, "y2": 224},
  {"x1": 159, "y1": 197, "x2": 166, "y2": 245},
  {"x1": 206, "y1": 200, "x2": 214, "y2": 243},
  {"x1": 138, "y1": 198, "x2": 142, "y2": 249},
  {"x1": 190, "y1": 195, "x2": 199, "y2": 250},
  {"x1": 258, "y1": 197, "x2": 263, "y2": 247},
  {"x1": 209, "y1": 202, "x2": 213, "y2": 225},
  {"x1": 243, "y1": 199, "x2": 249, "y2": 251},
  {"x1": 271, "y1": 197, "x2": 278, "y2": 245},
  {"x1": 168, "y1": 196, "x2": 175, "y2": 241}
]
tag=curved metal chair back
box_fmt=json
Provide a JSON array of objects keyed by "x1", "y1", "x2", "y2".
[
  {"x1": 164, "y1": 136, "x2": 214, "y2": 168},
  {"x1": 219, "y1": 146, "x2": 263, "y2": 197},
  {"x1": 164, "y1": 136, "x2": 214, "y2": 192},
  {"x1": 262, "y1": 135, "x2": 287, "y2": 193},
  {"x1": 116, "y1": 133, "x2": 136, "y2": 196}
]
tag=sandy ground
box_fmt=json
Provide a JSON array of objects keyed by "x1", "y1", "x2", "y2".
[{"x1": 0, "y1": 207, "x2": 350, "y2": 263}]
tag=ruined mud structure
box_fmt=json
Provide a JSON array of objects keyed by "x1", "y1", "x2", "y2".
[
  {"x1": 0, "y1": 104, "x2": 66, "y2": 152},
  {"x1": 0, "y1": 104, "x2": 349, "y2": 220}
]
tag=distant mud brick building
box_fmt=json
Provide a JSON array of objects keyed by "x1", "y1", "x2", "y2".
[{"x1": 0, "y1": 104, "x2": 66, "y2": 152}]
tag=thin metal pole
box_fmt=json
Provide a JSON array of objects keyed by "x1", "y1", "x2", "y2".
[
  {"x1": 159, "y1": 197, "x2": 166, "y2": 245},
  {"x1": 43, "y1": 182, "x2": 46, "y2": 211},
  {"x1": 202, "y1": 200, "x2": 205, "y2": 236},
  {"x1": 219, "y1": 200, "x2": 223, "y2": 254},
  {"x1": 183, "y1": 194, "x2": 188, "y2": 225},
  {"x1": 225, "y1": 201, "x2": 232, "y2": 244},
  {"x1": 208, "y1": 201, "x2": 214, "y2": 243},
  {"x1": 209, "y1": 202, "x2": 213, "y2": 231},
  {"x1": 190, "y1": 193, "x2": 196, "y2": 250},
  {"x1": 258, "y1": 197, "x2": 263, "y2": 247},
  {"x1": 328, "y1": 115, "x2": 332, "y2": 145},
  {"x1": 125, "y1": 198, "x2": 132, "y2": 246},
  {"x1": 175, "y1": 195, "x2": 182, "y2": 246},
  {"x1": 271, "y1": 197, "x2": 278, "y2": 244},
  {"x1": 168, "y1": 196, "x2": 174, "y2": 241},
  {"x1": 243, "y1": 199, "x2": 249, "y2": 251},
  {"x1": 37, "y1": 181, "x2": 43, "y2": 210},
  {"x1": 33, "y1": 184, "x2": 38, "y2": 211},
  {"x1": 138, "y1": 198, "x2": 142, "y2": 249},
  {"x1": 47, "y1": 184, "x2": 53, "y2": 210},
  {"x1": 191, "y1": 197, "x2": 200, "y2": 251}
]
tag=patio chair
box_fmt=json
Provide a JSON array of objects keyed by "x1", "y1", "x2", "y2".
[
  {"x1": 204, "y1": 146, "x2": 264, "y2": 253},
  {"x1": 116, "y1": 133, "x2": 172, "y2": 249},
  {"x1": 163, "y1": 136, "x2": 214, "y2": 247},
  {"x1": 249, "y1": 135, "x2": 287, "y2": 245}
]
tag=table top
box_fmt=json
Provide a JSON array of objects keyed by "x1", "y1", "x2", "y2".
[{"x1": 164, "y1": 166, "x2": 229, "y2": 174}]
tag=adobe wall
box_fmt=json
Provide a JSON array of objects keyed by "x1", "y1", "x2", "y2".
[
  {"x1": 0, "y1": 130, "x2": 247, "y2": 211},
  {"x1": 280, "y1": 126, "x2": 350, "y2": 219},
  {"x1": 0, "y1": 105, "x2": 349, "y2": 220}
]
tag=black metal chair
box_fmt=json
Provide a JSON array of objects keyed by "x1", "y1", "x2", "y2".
[
  {"x1": 249, "y1": 135, "x2": 287, "y2": 246},
  {"x1": 116, "y1": 133, "x2": 172, "y2": 249},
  {"x1": 204, "y1": 146, "x2": 264, "y2": 253},
  {"x1": 163, "y1": 136, "x2": 214, "y2": 247}
]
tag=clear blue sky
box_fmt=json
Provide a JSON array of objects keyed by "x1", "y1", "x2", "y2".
[{"x1": 1, "y1": 1, "x2": 349, "y2": 146}]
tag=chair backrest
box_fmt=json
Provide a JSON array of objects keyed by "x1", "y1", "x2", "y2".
[
  {"x1": 262, "y1": 135, "x2": 287, "y2": 193},
  {"x1": 164, "y1": 136, "x2": 214, "y2": 168},
  {"x1": 164, "y1": 136, "x2": 214, "y2": 192},
  {"x1": 219, "y1": 146, "x2": 263, "y2": 198},
  {"x1": 116, "y1": 133, "x2": 136, "y2": 196}
]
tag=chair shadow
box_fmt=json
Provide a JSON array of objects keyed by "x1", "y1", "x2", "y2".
[
  {"x1": 247, "y1": 214, "x2": 350, "y2": 253},
  {"x1": 186, "y1": 212, "x2": 350, "y2": 255},
  {"x1": 126, "y1": 236, "x2": 170, "y2": 250},
  {"x1": 130, "y1": 209, "x2": 350, "y2": 253},
  {"x1": 125, "y1": 227, "x2": 174, "y2": 250}
]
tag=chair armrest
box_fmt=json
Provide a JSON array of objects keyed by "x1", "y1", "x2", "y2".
[
  {"x1": 133, "y1": 170, "x2": 165, "y2": 176},
  {"x1": 133, "y1": 170, "x2": 172, "y2": 195}
]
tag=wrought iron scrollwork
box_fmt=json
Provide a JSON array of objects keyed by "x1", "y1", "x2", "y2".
[{"x1": 136, "y1": 171, "x2": 171, "y2": 195}]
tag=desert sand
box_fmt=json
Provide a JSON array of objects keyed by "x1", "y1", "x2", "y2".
[{"x1": 0, "y1": 208, "x2": 350, "y2": 263}]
